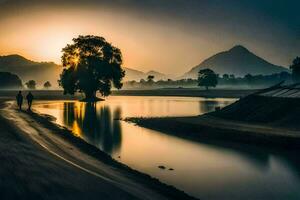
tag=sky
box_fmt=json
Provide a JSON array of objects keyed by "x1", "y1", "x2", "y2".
[{"x1": 0, "y1": 0, "x2": 299, "y2": 75}]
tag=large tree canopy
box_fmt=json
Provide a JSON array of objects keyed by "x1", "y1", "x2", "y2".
[
  {"x1": 59, "y1": 35, "x2": 125, "y2": 101},
  {"x1": 198, "y1": 68, "x2": 218, "y2": 90}
]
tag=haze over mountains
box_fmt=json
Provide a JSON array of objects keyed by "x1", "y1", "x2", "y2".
[
  {"x1": 0, "y1": 45, "x2": 289, "y2": 88},
  {"x1": 0, "y1": 55, "x2": 169, "y2": 88},
  {"x1": 0, "y1": 54, "x2": 61, "y2": 87},
  {"x1": 182, "y1": 45, "x2": 289, "y2": 79},
  {"x1": 123, "y1": 68, "x2": 168, "y2": 81}
]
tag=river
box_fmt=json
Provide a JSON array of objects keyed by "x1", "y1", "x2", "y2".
[{"x1": 33, "y1": 96, "x2": 300, "y2": 200}]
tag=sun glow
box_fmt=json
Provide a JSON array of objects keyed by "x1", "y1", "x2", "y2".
[
  {"x1": 0, "y1": 6, "x2": 221, "y2": 74},
  {"x1": 71, "y1": 56, "x2": 80, "y2": 66}
]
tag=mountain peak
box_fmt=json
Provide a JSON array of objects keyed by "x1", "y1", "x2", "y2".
[
  {"x1": 181, "y1": 45, "x2": 288, "y2": 78},
  {"x1": 228, "y1": 45, "x2": 250, "y2": 53},
  {"x1": 1, "y1": 54, "x2": 27, "y2": 60},
  {"x1": 146, "y1": 70, "x2": 164, "y2": 75},
  {"x1": 0, "y1": 54, "x2": 35, "y2": 66}
]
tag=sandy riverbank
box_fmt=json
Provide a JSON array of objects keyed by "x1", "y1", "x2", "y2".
[
  {"x1": 127, "y1": 95, "x2": 300, "y2": 149},
  {"x1": 0, "y1": 100, "x2": 197, "y2": 200},
  {"x1": 127, "y1": 116, "x2": 300, "y2": 148}
]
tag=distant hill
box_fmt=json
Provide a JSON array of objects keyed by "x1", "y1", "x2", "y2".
[
  {"x1": 123, "y1": 68, "x2": 145, "y2": 81},
  {"x1": 181, "y1": 45, "x2": 289, "y2": 79},
  {"x1": 0, "y1": 55, "x2": 168, "y2": 87},
  {"x1": 123, "y1": 68, "x2": 167, "y2": 81},
  {"x1": 0, "y1": 72, "x2": 22, "y2": 89},
  {"x1": 0, "y1": 55, "x2": 61, "y2": 88},
  {"x1": 146, "y1": 70, "x2": 167, "y2": 80}
]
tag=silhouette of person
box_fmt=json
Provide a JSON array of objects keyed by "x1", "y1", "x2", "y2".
[
  {"x1": 16, "y1": 91, "x2": 23, "y2": 110},
  {"x1": 26, "y1": 92, "x2": 34, "y2": 110}
]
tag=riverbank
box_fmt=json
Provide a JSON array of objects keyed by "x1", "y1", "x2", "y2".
[
  {"x1": 0, "y1": 100, "x2": 197, "y2": 200},
  {"x1": 112, "y1": 88, "x2": 256, "y2": 98},
  {"x1": 0, "y1": 88, "x2": 256, "y2": 99},
  {"x1": 127, "y1": 95, "x2": 300, "y2": 149},
  {"x1": 127, "y1": 115, "x2": 300, "y2": 148}
]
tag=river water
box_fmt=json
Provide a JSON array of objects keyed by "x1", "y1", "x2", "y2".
[{"x1": 33, "y1": 96, "x2": 300, "y2": 200}]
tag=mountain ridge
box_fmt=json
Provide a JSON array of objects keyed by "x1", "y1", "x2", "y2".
[
  {"x1": 0, "y1": 54, "x2": 61, "y2": 88},
  {"x1": 181, "y1": 45, "x2": 289, "y2": 79},
  {"x1": 0, "y1": 55, "x2": 168, "y2": 87},
  {"x1": 0, "y1": 47, "x2": 289, "y2": 87}
]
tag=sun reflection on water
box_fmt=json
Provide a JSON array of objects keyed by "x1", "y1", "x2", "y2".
[{"x1": 33, "y1": 97, "x2": 300, "y2": 200}]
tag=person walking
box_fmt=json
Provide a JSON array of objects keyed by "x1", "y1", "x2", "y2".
[
  {"x1": 26, "y1": 92, "x2": 34, "y2": 110},
  {"x1": 16, "y1": 91, "x2": 23, "y2": 110}
]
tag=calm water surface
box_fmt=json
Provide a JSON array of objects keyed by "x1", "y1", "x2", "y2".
[{"x1": 34, "y1": 96, "x2": 300, "y2": 200}]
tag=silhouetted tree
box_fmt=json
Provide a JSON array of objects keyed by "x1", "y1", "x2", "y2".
[
  {"x1": 43, "y1": 81, "x2": 51, "y2": 89},
  {"x1": 186, "y1": 78, "x2": 194, "y2": 85},
  {"x1": 25, "y1": 80, "x2": 36, "y2": 89},
  {"x1": 228, "y1": 74, "x2": 237, "y2": 84},
  {"x1": 128, "y1": 80, "x2": 136, "y2": 87},
  {"x1": 147, "y1": 75, "x2": 155, "y2": 85},
  {"x1": 279, "y1": 71, "x2": 290, "y2": 80},
  {"x1": 198, "y1": 68, "x2": 218, "y2": 90},
  {"x1": 59, "y1": 35, "x2": 125, "y2": 101},
  {"x1": 0, "y1": 72, "x2": 22, "y2": 89},
  {"x1": 244, "y1": 74, "x2": 254, "y2": 84},
  {"x1": 139, "y1": 79, "x2": 146, "y2": 85},
  {"x1": 290, "y1": 57, "x2": 300, "y2": 82},
  {"x1": 147, "y1": 75, "x2": 154, "y2": 81},
  {"x1": 223, "y1": 74, "x2": 229, "y2": 80}
]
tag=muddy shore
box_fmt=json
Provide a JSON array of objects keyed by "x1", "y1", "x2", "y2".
[{"x1": 127, "y1": 95, "x2": 300, "y2": 149}]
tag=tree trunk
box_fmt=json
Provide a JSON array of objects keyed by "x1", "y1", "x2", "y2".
[
  {"x1": 85, "y1": 93, "x2": 96, "y2": 100},
  {"x1": 83, "y1": 91, "x2": 102, "y2": 102}
]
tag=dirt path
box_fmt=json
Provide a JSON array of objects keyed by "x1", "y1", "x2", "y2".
[{"x1": 0, "y1": 101, "x2": 196, "y2": 200}]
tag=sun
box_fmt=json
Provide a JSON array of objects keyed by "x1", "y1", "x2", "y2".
[{"x1": 72, "y1": 56, "x2": 80, "y2": 65}]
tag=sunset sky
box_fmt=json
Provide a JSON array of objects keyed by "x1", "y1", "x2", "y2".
[{"x1": 0, "y1": 0, "x2": 299, "y2": 75}]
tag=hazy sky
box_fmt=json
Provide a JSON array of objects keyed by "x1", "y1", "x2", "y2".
[{"x1": 0, "y1": 0, "x2": 299, "y2": 75}]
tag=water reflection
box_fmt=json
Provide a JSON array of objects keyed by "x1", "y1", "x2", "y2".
[
  {"x1": 32, "y1": 97, "x2": 300, "y2": 199},
  {"x1": 199, "y1": 100, "x2": 220, "y2": 114},
  {"x1": 62, "y1": 102, "x2": 122, "y2": 154}
]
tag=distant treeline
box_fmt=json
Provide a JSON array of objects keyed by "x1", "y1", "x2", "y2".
[
  {"x1": 123, "y1": 71, "x2": 293, "y2": 89},
  {"x1": 0, "y1": 71, "x2": 53, "y2": 90},
  {"x1": 0, "y1": 72, "x2": 23, "y2": 89}
]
